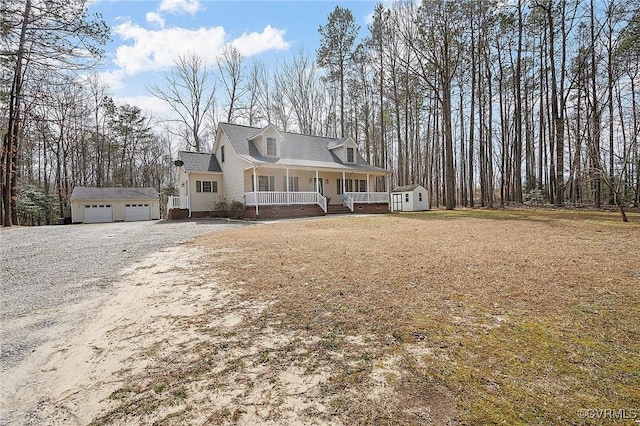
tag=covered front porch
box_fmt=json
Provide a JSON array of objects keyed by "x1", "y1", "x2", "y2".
[{"x1": 243, "y1": 166, "x2": 389, "y2": 217}]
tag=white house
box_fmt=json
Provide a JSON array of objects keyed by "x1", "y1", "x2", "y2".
[
  {"x1": 390, "y1": 184, "x2": 429, "y2": 212},
  {"x1": 169, "y1": 123, "x2": 391, "y2": 219},
  {"x1": 71, "y1": 187, "x2": 161, "y2": 223}
]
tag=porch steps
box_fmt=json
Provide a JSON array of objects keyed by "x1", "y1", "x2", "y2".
[{"x1": 327, "y1": 204, "x2": 352, "y2": 215}]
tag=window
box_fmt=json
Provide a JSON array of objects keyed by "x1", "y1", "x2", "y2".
[
  {"x1": 257, "y1": 175, "x2": 275, "y2": 191},
  {"x1": 221, "y1": 145, "x2": 225, "y2": 163},
  {"x1": 266, "y1": 137, "x2": 277, "y2": 156},
  {"x1": 196, "y1": 180, "x2": 217, "y2": 193},
  {"x1": 356, "y1": 179, "x2": 367, "y2": 192},
  {"x1": 283, "y1": 176, "x2": 299, "y2": 191},
  {"x1": 405, "y1": 193, "x2": 409, "y2": 202},
  {"x1": 336, "y1": 179, "x2": 354, "y2": 194},
  {"x1": 419, "y1": 192, "x2": 423, "y2": 202},
  {"x1": 346, "y1": 147, "x2": 354, "y2": 163}
]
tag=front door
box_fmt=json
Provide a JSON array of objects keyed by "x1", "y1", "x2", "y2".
[
  {"x1": 314, "y1": 178, "x2": 324, "y2": 196},
  {"x1": 392, "y1": 193, "x2": 403, "y2": 212}
]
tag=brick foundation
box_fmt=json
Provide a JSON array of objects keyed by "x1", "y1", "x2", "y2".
[
  {"x1": 167, "y1": 208, "x2": 189, "y2": 220},
  {"x1": 169, "y1": 204, "x2": 389, "y2": 220},
  {"x1": 353, "y1": 203, "x2": 390, "y2": 214},
  {"x1": 244, "y1": 204, "x2": 325, "y2": 220}
]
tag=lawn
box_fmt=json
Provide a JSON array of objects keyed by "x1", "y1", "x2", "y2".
[{"x1": 94, "y1": 209, "x2": 640, "y2": 425}]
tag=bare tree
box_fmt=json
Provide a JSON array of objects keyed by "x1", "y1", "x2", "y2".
[
  {"x1": 217, "y1": 46, "x2": 246, "y2": 124},
  {"x1": 148, "y1": 53, "x2": 215, "y2": 152},
  {"x1": 1, "y1": 0, "x2": 108, "y2": 226}
]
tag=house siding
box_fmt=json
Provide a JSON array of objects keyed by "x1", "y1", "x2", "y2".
[
  {"x1": 187, "y1": 172, "x2": 223, "y2": 212},
  {"x1": 218, "y1": 130, "x2": 250, "y2": 204}
]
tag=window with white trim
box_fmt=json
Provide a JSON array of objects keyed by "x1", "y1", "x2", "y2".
[
  {"x1": 338, "y1": 179, "x2": 355, "y2": 193},
  {"x1": 405, "y1": 193, "x2": 409, "y2": 202},
  {"x1": 356, "y1": 179, "x2": 367, "y2": 192},
  {"x1": 346, "y1": 147, "x2": 355, "y2": 163},
  {"x1": 283, "y1": 176, "x2": 299, "y2": 191},
  {"x1": 196, "y1": 180, "x2": 217, "y2": 193},
  {"x1": 256, "y1": 175, "x2": 275, "y2": 191},
  {"x1": 419, "y1": 192, "x2": 423, "y2": 202},
  {"x1": 266, "y1": 137, "x2": 277, "y2": 157}
]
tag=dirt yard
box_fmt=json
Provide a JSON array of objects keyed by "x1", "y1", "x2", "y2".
[{"x1": 14, "y1": 210, "x2": 639, "y2": 425}]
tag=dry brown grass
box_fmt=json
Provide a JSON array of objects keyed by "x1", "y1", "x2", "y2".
[{"x1": 93, "y1": 209, "x2": 640, "y2": 425}]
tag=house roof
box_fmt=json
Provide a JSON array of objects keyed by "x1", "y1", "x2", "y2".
[
  {"x1": 71, "y1": 186, "x2": 159, "y2": 200},
  {"x1": 178, "y1": 151, "x2": 222, "y2": 173},
  {"x1": 392, "y1": 184, "x2": 425, "y2": 193},
  {"x1": 219, "y1": 122, "x2": 389, "y2": 174}
]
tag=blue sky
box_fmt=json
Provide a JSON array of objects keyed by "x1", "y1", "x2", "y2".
[{"x1": 89, "y1": 0, "x2": 379, "y2": 116}]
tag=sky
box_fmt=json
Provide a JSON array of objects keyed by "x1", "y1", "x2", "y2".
[{"x1": 88, "y1": 0, "x2": 380, "y2": 117}]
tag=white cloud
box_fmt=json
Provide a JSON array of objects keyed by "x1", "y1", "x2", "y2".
[
  {"x1": 158, "y1": 0, "x2": 202, "y2": 15},
  {"x1": 145, "y1": 11, "x2": 165, "y2": 28},
  {"x1": 97, "y1": 69, "x2": 127, "y2": 91},
  {"x1": 113, "y1": 22, "x2": 291, "y2": 75},
  {"x1": 114, "y1": 22, "x2": 227, "y2": 74},
  {"x1": 231, "y1": 25, "x2": 290, "y2": 57}
]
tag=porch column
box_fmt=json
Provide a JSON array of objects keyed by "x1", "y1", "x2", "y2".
[
  {"x1": 286, "y1": 168, "x2": 290, "y2": 205},
  {"x1": 367, "y1": 173, "x2": 370, "y2": 203},
  {"x1": 386, "y1": 174, "x2": 391, "y2": 209},
  {"x1": 187, "y1": 175, "x2": 191, "y2": 217},
  {"x1": 253, "y1": 166, "x2": 259, "y2": 217},
  {"x1": 315, "y1": 170, "x2": 320, "y2": 206},
  {"x1": 342, "y1": 171, "x2": 346, "y2": 194}
]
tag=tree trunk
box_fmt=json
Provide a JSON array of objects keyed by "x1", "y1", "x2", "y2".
[{"x1": 2, "y1": 0, "x2": 31, "y2": 226}]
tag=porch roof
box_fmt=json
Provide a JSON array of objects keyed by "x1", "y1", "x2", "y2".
[{"x1": 220, "y1": 123, "x2": 389, "y2": 174}]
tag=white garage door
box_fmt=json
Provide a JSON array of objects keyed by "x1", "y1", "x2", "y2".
[
  {"x1": 84, "y1": 204, "x2": 113, "y2": 223},
  {"x1": 125, "y1": 203, "x2": 151, "y2": 221}
]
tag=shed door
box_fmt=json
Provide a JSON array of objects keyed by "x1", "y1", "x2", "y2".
[
  {"x1": 392, "y1": 193, "x2": 403, "y2": 212},
  {"x1": 83, "y1": 204, "x2": 113, "y2": 223},
  {"x1": 125, "y1": 203, "x2": 151, "y2": 221}
]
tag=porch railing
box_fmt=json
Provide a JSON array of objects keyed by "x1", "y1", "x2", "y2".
[
  {"x1": 245, "y1": 191, "x2": 327, "y2": 212},
  {"x1": 244, "y1": 191, "x2": 387, "y2": 213},
  {"x1": 345, "y1": 192, "x2": 390, "y2": 204},
  {"x1": 167, "y1": 196, "x2": 189, "y2": 212},
  {"x1": 343, "y1": 193, "x2": 354, "y2": 212}
]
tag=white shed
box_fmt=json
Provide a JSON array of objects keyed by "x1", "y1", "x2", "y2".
[
  {"x1": 390, "y1": 184, "x2": 429, "y2": 212},
  {"x1": 71, "y1": 187, "x2": 161, "y2": 223}
]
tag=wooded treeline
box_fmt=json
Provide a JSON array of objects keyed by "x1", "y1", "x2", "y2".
[{"x1": 2, "y1": 0, "x2": 638, "y2": 225}]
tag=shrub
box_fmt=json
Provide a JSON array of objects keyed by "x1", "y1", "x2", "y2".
[
  {"x1": 229, "y1": 200, "x2": 245, "y2": 219},
  {"x1": 524, "y1": 189, "x2": 546, "y2": 205},
  {"x1": 213, "y1": 197, "x2": 229, "y2": 217}
]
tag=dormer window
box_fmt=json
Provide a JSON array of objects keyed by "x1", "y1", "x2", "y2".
[
  {"x1": 266, "y1": 137, "x2": 277, "y2": 157},
  {"x1": 346, "y1": 147, "x2": 355, "y2": 163}
]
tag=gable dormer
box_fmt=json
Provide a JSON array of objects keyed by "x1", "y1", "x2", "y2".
[
  {"x1": 249, "y1": 124, "x2": 283, "y2": 158},
  {"x1": 328, "y1": 137, "x2": 358, "y2": 164}
]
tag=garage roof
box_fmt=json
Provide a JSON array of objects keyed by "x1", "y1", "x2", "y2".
[{"x1": 71, "y1": 187, "x2": 159, "y2": 200}]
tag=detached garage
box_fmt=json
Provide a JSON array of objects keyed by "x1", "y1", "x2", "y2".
[
  {"x1": 390, "y1": 184, "x2": 429, "y2": 212},
  {"x1": 71, "y1": 187, "x2": 161, "y2": 223}
]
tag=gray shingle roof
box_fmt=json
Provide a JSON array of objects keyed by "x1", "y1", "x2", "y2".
[
  {"x1": 178, "y1": 151, "x2": 222, "y2": 172},
  {"x1": 71, "y1": 187, "x2": 159, "y2": 200},
  {"x1": 219, "y1": 123, "x2": 389, "y2": 173},
  {"x1": 392, "y1": 184, "x2": 425, "y2": 192}
]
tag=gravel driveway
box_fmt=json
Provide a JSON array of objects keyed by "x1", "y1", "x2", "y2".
[{"x1": 0, "y1": 219, "x2": 248, "y2": 375}]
